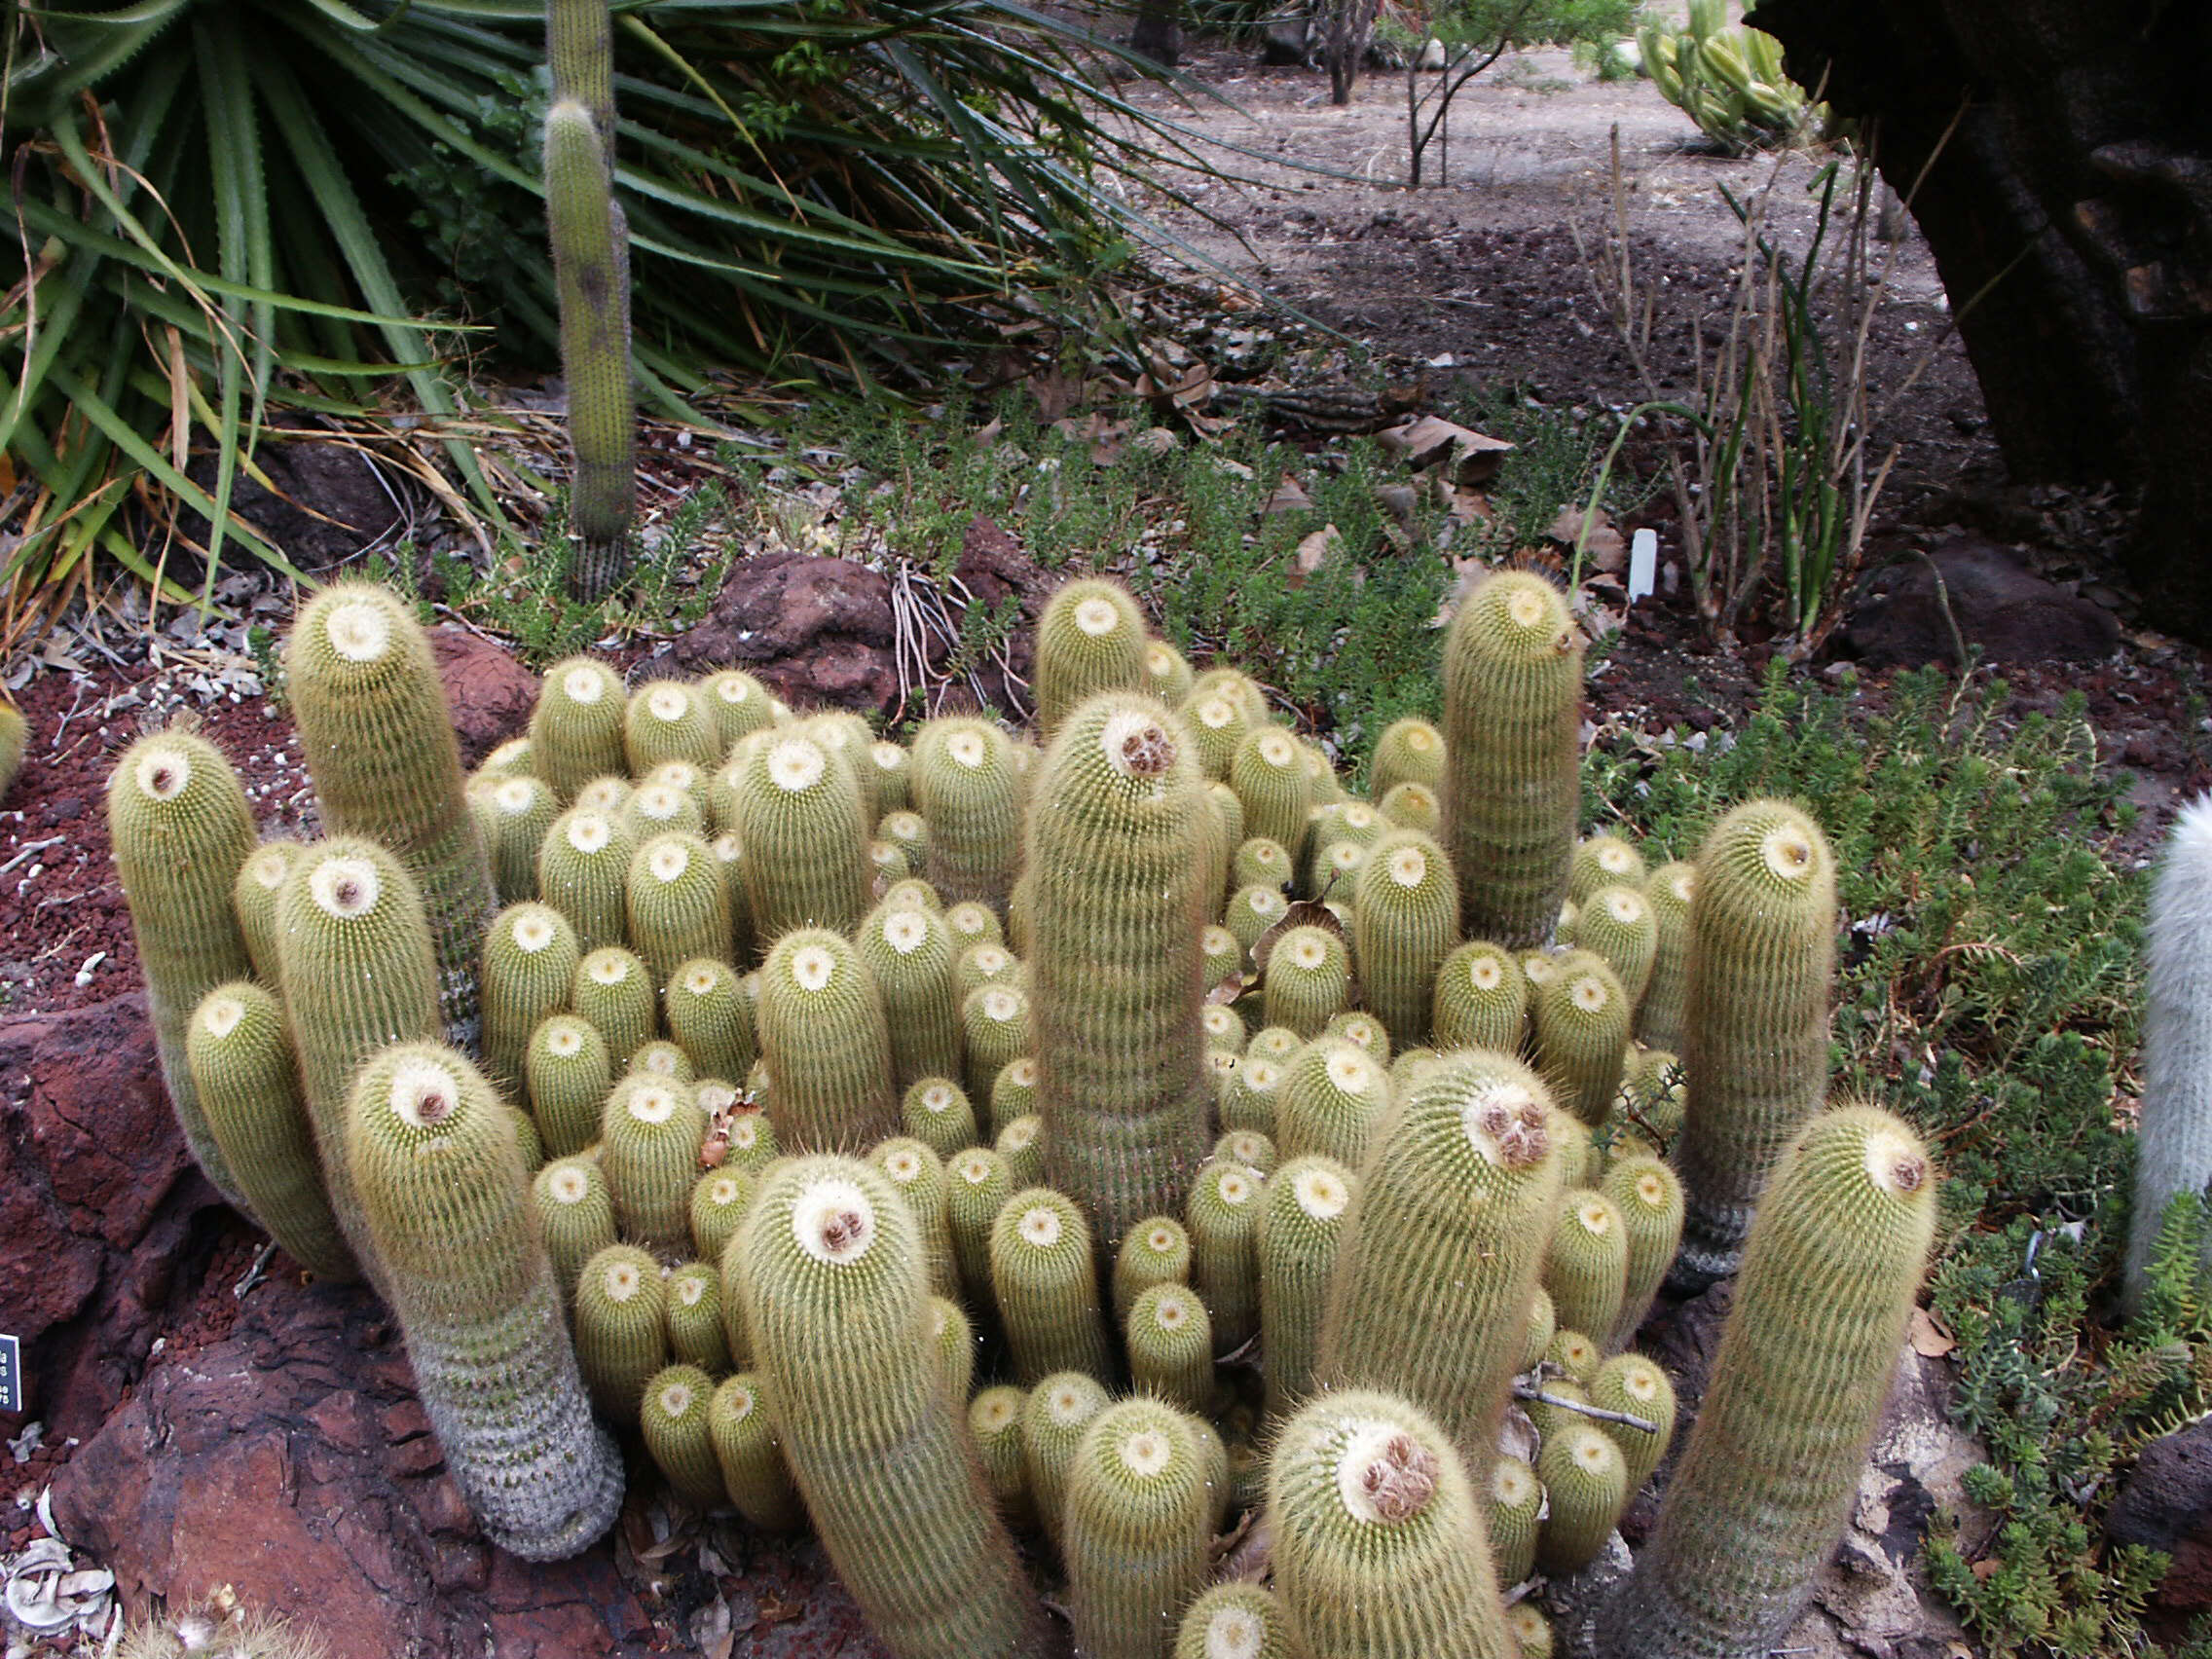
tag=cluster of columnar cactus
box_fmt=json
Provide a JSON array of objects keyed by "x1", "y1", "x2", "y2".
[{"x1": 110, "y1": 557, "x2": 1947, "y2": 1659}]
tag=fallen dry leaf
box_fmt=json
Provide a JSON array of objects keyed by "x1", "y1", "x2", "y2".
[
  {"x1": 1378, "y1": 416, "x2": 1514, "y2": 484},
  {"x1": 1264, "y1": 473, "x2": 1314, "y2": 516},
  {"x1": 1286, "y1": 523, "x2": 1345, "y2": 589},
  {"x1": 1547, "y1": 504, "x2": 1628, "y2": 572},
  {"x1": 1908, "y1": 1306, "x2": 1957, "y2": 1359}
]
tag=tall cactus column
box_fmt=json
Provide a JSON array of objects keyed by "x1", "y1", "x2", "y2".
[
  {"x1": 2127, "y1": 795, "x2": 2212, "y2": 1308},
  {"x1": 107, "y1": 729, "x2": 258, "y2": 1211},
  {"x1": 544, "y1": 89, "x2": 634, "y2": 601},
  {"x1": 1029, "y1": 692, "x2": 1214, "y2": 1251},
  {"x1": 284, "y1": 583, "x2": 498, "y2": 1050},
  {"x1": 1597, "y1": 1106, "x2": 1937, "y2": 1659},
  {"x1": 1672, "y1": 798, "x2": 1836, "y2": 1285},
  {"x1": 1440, "y1": 570, "x2": 1584, "y2": 949},
  {"x1": 736, "y1": 1156, "x2": 1047, "y2": 1658},
  {"x1": 347, "y1": 1043, "x2": 623, "y2": 1560}
]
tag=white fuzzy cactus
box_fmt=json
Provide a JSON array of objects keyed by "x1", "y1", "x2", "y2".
[{"x1": 2126, "y1": 793, "x2": 2212, "y2": 1310}]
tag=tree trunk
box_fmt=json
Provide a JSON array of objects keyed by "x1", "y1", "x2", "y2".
[
  {"x1": 1129, "y1": 0, "x2": 1181, "y2": 68},
  {"x1": 1757, "y1": 0, "x2": 2212, "y2": 637}
]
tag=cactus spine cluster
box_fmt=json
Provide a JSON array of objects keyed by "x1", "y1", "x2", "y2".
[
  {"x1": 1673, "y1": 799, "x2": 1836, "y2": 1283},
  {"x1": 108, "y1": 728, "x2": 259, "y2": 1211},
  {"x1": 345, "y1": 1043, "x2": 622, "y2": 1559},
  {"x1": 285, "y1": 583, "x2": 497, "y2": 1046},
  {"x1": 2127, "y1": 794, "x2": 2212, "y2": 1306},
  {"x1": 736, "y1": 1157, "x2": 1045, "y2": 1657},
  {"x1": 1440, "y1": 570, "x2": 1583, "y2": 948},
  {"x1": 1030, "y1": 694, "x2": 1213, "y2": 1249},
  {"x1": 1598, "y1": 1105, "x2": 1937, "y2": 1659}
]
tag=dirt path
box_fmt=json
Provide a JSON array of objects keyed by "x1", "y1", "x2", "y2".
[{"x1": 1117, "y1": 42, "x2": 1990, "y2": 495}]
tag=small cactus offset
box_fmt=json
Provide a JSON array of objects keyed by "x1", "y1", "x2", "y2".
[
  {"x1": 524, "y1": 1014, "x2": 613, "y2": 1158},
  {"x1": 473, "y1": 773, "x2": 560, "y2": 904},
  {"x1": 912, "y1": 717, "x2": 1026, "y2": 914},
  {"x1": 1230, "y1": 726, "x2": 1313, "y2": 864},
  {"x1": 1673, "y1": 798, "x2": 1836, "y2": 1284},
  {"x1": 623, "y1": 681, "x2": 719, "y2": 776},
  {"x1": 1030, "y1": 693, "x2": 1214, "y2": 1250},
  {"x1": 481, "y1": 903, "x2": 581, "y2": 1096},
  {"x1": 1261, "y1": 925, "x2": 1350, "y2": 1039},
  {"x1": 186, "y1": 983, "x2": 357, "y2": 1281},
  {"x1": 1063, "y1": 1398, "x2": 1217, "y2": 1659},
  {"x1": 1542, "y1": 1190, "x2": 1629, "y2": 1358},
  {"x1": 1568, "y1": 833, "x2": 1646, "y2": 907},
  {"x1": 1530, "y1": 950, "x2": 1631, "y2": 1124},
  {"x1": 543, "y1": 96, "x2": 635, "y2": 600},
  {"x1": 600, "y1": 1076, "x2": 708, "y2": 1254},
  {"x1": 1486, "y1": 1455, "x2": 1542, "y2": 1586},
  {"x1": 284, "y1": 583, "x2": 497, "y2": 1046},
  {"x1": 1113, "y1": 1215, "x2": 1193, "y2": 1326},
  {"x1": 708, "y1": 1372, "x2": 804, "y2": 1530},
  {"x1": 1572, "y1": 883, "x2": 1658, "y2": 1007},
  {"x1": 1602, "y1": 1154, "x2": 1684, "y2": 1350},
  {"x1": 1274, "y1": 1039, "x2": 1390, "y2": 1169},
  {"x1": 756, "y1": 928, "x2": 898, "y2": 1151},
  {"x1": 876, "y1": 1136, "x2": 961, "y2": 1299},
  {"x1": 642, "y1": 1363, "x2": 727, "y2": 1509},
  {"x1": 1268, "y1": 1388, "x2": 1516, "y2": 1659},
  {"x1": 1369, "y1": 717, "x2": 1446, "y2": 802},
  {"x1": 1637, "y1": 860, "x2": 1699, "y2": 1051},
  {"x1": 0, "y1": 703, "x2": 23, "y2": 802},
  {"x1": 1431, "y1": 940, "x2": 1529, "y2": 1054},
  {"x1": 1186, "y1": 1158, "x2": 1265, "y2": 1356},
  {"x1": 1597, "y1": 1105, "x2": 1937, "y2": 1659},
  {"x1": 276, "y1": 838, "x2": 444, "y2": 1286},
  {"x1": 529, "y1": 657, "x2": 628, "y2": 802},
  {"x1": 1440, "y1": 569, "x2": 1583, "y2": 949},
  {"x1": 573, "y1": 1242, "x2": 670, "y2": 1422},
  {"x1": 537, "y1": 809, "x2": 636, "y2": 957},
  {"x1": 903, "y1": 1076, "x2": 978, "y2": 1160},
  {"x1": 533, "y1": 1156, "x2": 615, "y2": 1304},
  {"x1": 1023, "y1": 1370, "x2": 1112, "y2": 1549},
  {"x1": 1174, "y1": 1583, "x2": 1287, "y2": 1659},
  {"x1": 728, "y1": 731, "x2": 872, "y2": 940},
  {"x1": 1352, "y1": 830, "x2": 1459, "y2": 1049},
  {"x1": 1145, "y1": 640, "x2": 1196, "y2": 709},
  {"x1": 1317, "y1": 1051, "x2": 1567, "y2": 1475},
  {"x1": 990, "y1": 1186, "x2": 1116, "y2": 1385},
  {"x1": 346, "y1": 1043, "x2": 622, "y2": 1559},
  {"x1": 665, "y1": 957, "x2": 756, "y2": 1083},
  {"x1": 231, "y1": 837, "x2": 307, "y2": 987},
  {"x1": 108, "y1": 727, "x2": 259, "y2": 1212},
  {"x1": 571, "y1": 944, "x2": 656, "y2": 1063},
  {"x1": 1035, "y1": 577, "x2": 1150, "y2": 740},
  {"x1": 665, "y1": 1260, "x2": 731, "y2": 1373},
  {"x1": 1125, "y1": 1283, "x2": 1216, "y2": 1414},
  {"x1": 971, "y1": 1385, "x2": 1038, "y2": 1532},
  {"x1": 736, "y1": 1156, "x2": 1047, "y2": 1657},
  {"x1": 1535, "y1": 1422, "x2": 1629, "y2": 1574},
  {"x1": 860, "y1": 900, "x2": 966, "y2": 1088},
  {"x1": 625, "y1": 831, "x2": 732, "y2": 989},
  {"x1": 2128, "y1": 794, "x2": 2212, "y2": 1306},
  {"x1": 1588, "y1": 1351, "x2": 1676, "y2": 1491},
  {"x1": 1256, "y1": 1155, "x2": 1355, "y2": 1419}
]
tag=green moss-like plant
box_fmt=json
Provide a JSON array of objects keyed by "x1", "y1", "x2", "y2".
[
  {"x1": 186, "y1": 983, "x2": 357, "y2": 1280},
  {"x1": 1064, "y1": 1398, "x2": 1216, "y2": 1659},
  {"x1": 285, "y1": 584, "x2": 496, "y2": 1044},
  {"x1": 346, "y1": 1043, "x2": 623, "y2": 1558},
  {"x1": 1029, "y1": 693, "x2": 1213, "y2": 1250},
  {"x1": 756, "y1": 928, "x2": 898, "y2": 1151},
  {"x1": 1596, "y1": 1106, "x2": 1936, "y2": 1659},
  {"x1": 1316, "y1": 1051, "x2": 1567, "y2": 1475},
  {"x1": 1439, "y1": 570, "x2": 1583, "y2": 950},
  {"x1": 109, "y1": 728, "x2": 259, "y2": 1211},
  {"x1": 1673, "y1": 799, "x2": 1836, "y2": 1284},
  {"x1": 1268, "y1": 1388, "x2": 1514, "y2": 1659},
  {"x1": 990, "y1": 1186, "x2": 1115, "y2": 1384},
  {"x1": 736, "y1": 1156, "x2": 1046, "y2": 1656},
  {"x1": 1257, "y1": 1155, "x2": 1355, "y2": 1420}
]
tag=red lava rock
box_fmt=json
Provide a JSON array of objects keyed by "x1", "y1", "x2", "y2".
[
  {"x1": 49, "y1": 1275, "x2": 662, "y2": 1659},
  {"x1": 1844, "y1": 535, "x2": 2123, "y2": 669},
  {"x1": 0, "y1": 992, "x2": 227, "y2": 1440},
  {"x1": 677, "y1": 551, "x2": 903, "y2": 718},
  {"x1": 2109, "y1": 1418, "x2": 2212, "y2": 1608},
  {"x1": 429, "y1": 625, "x2": 539, "y2": 768}
]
